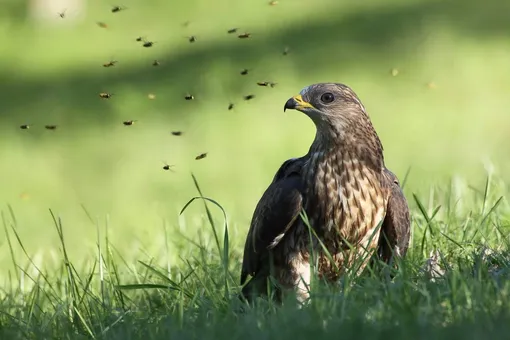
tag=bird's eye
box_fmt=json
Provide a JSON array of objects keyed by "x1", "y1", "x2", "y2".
[{"x1": 320, "y1": 92, "x2": 335, "y2": 103}]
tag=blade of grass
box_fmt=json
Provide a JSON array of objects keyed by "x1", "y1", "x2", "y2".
[
  {"x1": 135, "y1": 261, "x2": 193, "y2": 298},
  {"x1": 116, "y1": 283, "x2": 182, "y2": 291},
  {"x1": 400, "y1": 166, "x2": 412, "y2": 190},
  {"x1": 2, "y1": 211, "x2": 20, "y2": 283}
]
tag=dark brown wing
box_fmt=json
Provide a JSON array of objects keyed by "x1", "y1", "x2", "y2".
[
  {"x1": 240, "y1": 158, "x2": 305, "y2": 297},
  {"x1": 377, "y1": 168, "x2": 411, "y2": 263}
]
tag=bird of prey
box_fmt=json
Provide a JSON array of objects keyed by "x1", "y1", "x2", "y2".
[{"x1": 240, "y1": 83, "x2": 411, "y2": 304}]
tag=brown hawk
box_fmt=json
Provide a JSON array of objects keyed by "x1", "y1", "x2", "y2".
[{"x1": 240, "y1": 83, "x2": 411, "y2": 303}]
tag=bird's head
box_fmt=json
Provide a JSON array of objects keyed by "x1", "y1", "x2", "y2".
[
  {"x1": 284, "y1": 83, "x2": 370, "y2": 131},
  {"x1": 284, "y1": 83, "x2": 384, "y2": 163}
]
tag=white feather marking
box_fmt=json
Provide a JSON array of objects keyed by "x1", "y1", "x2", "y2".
[{"x1": 268, "y1": 233, "x2": 285, "y2": 249}]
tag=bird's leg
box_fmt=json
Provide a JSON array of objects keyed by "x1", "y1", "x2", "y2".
[{"x1": 290, "y1": 255, "x2": 312, "y2": 304}]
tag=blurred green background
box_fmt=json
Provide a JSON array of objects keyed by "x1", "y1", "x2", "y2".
[{"x1": 1, "y1": 0, "x2": 510, "y2": 275}]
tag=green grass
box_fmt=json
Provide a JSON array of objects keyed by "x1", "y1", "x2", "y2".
[
  {"x1": 2, "y1": 173, "x2": 510, "y2": 339},
  {"x1": 1, "y1": 0, "x2": 510, "y2": 338}
]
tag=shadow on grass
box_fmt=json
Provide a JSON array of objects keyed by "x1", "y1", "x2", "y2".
[{"x1": 0, "y1": 0, "x2": 509, "y2": 128}]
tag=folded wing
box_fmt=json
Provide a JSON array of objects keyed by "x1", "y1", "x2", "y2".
[
  {"x1": 377, "y1": 168, "x2": 411, "y2": 264},
  {"x1": 240, "y1": 158, "x2": 305, "y2": 299}
]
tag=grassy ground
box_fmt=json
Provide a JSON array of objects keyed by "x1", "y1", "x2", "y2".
[{"x1": 1, "y1": 0, "x2": 510, "y2": 338}]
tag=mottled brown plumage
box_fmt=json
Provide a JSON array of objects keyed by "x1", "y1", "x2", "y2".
[{"x1": 240, "y1": 83, "x2": 411, "y2": 303}]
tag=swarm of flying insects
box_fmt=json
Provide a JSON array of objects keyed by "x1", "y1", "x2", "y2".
[{"x1": 19, "y1": 3, "x2": 296, "y2": 174}]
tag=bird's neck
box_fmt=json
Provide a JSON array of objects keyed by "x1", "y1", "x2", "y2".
[{"x1": 308, "y1": 124, "x2": 385, "y2": 172}]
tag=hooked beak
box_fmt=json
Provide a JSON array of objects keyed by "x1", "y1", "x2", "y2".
[{"x1": 283, "y1": 95, "x2": 315, "y2": 112}]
